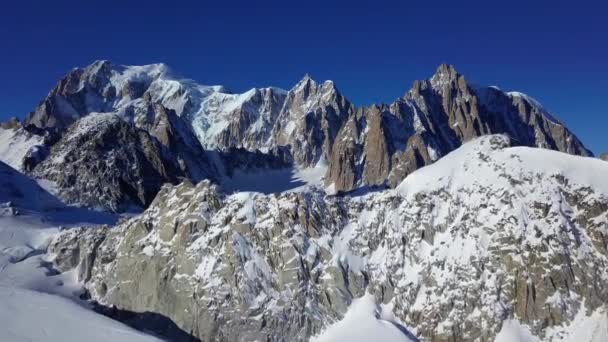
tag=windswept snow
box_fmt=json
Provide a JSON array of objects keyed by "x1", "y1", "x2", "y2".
[
  {"x1": 312, "y1": 293, "x2": 417, "y2": 342},
  {"x1": 495, "y1": 320, "x2": 540, "y2": 342}
]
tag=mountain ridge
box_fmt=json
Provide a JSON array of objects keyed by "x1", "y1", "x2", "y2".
[
  {"x1": 0, "y1": 60, "x2": 593, "y2": 211},
  {"x1": 48, "y1": 135, "x2": 608, "y2": 341}
]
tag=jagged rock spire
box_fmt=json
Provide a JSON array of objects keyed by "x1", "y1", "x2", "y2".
[{"x1": 430, "y1": 63, "x2": 462, "y2": 90}]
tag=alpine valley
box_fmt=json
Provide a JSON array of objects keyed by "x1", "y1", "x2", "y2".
[{"x1": 0, "y1": 61, "x2": 606, "y2": 342}]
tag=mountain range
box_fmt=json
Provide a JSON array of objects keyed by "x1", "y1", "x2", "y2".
[
  {"x1": 0, "y1": 61, "x2": 592, "y2": 212},
  {"x1": 0, "y1": 61, "x2": 606, "y2": 342}
]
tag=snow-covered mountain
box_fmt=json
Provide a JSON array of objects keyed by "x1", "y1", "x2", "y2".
[
  {"x1": 2, "y1": 61, "x2": 591, "y2": 211},
  {"x1": 48, "y1": 135, "x2": 608, "y2": 341},
  {"x1": 1, "y1": 60, "x2": 605, "y2": 341}
]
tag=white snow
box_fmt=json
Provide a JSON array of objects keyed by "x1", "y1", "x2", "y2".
[
  {"x1": 312, "y1": 293, "x2": 416, "y2": 342},
  {"x1": 0, "y1": 163, "x2": 160, "y2": 341},
  {"x1": 0, "y1": 287, "x2": 162, "y2": 342},
  {"x1": 495, "y1": 320, "x2": 539, "y2": 342},
  {"x1": 0, "y1": 161, "x2": 64, "y2": 212},
  {"x1": 507, "y1": 91, "x2": 545, "y2": 110},
  {"x1": 496, "y1": 305, "x2": 608, "y2": 342},
  {"x1": 0, "y1": 127, "x2": 44, "y2": 171},
  {"x1": 397, "y1": 135, "x2": 608, "y2": 198}
]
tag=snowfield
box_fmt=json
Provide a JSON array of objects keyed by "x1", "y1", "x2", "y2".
[
  {"x1": 311, "y1": 293, "x2": 417, "y2": 342},
  {"x1": 0, "y1": 287, "x2": 163, "y2": 342},
  {"x1": 0, "y1": 126, "x2": 44, "y2": 171},
  {"x1": 0, "y1": 160, "x2": 161, "y2": 342}
]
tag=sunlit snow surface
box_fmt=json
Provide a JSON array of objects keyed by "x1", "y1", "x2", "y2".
[
  {"x1": 496, "y1": 304, "x2": 608, "y2": 342},
  {"x1": 0, "y1": 127, "x2": 44, "y2": 171},
  {"x1": 0, "y1": 287, "x2": 162, "y2": 342},
  {"x1": 0, "y1": 160, "x2": 160, "y2": 342},
  {"x1": 311, "y1": 293, "x2": 417, "y2": 342}
]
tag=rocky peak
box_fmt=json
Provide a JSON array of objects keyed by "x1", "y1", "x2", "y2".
[
  {"x1": 7, "y1": 61, "x2": 595, "y2": 211},
  {"x1": 84, "y1": 59, "x2": 114, "y2": 76},
  {"x1": 362, "y1": 107, "x2": 391, "y2": 186},
  {"x1": 324, "y1": 63, "x2": 592, "y2": 194},
  {"x1": 429, "y1": 63, "x2": 460, "y2": 90},
  {"x1": 0, "y1": 117, "x2": 21, "y2": 130},
  {"x1": 273, "y1": 75, "x2": 354, "y2": 166},
  {"x1": 291, "y1": 73, "x2": 318, "y2": 98}
]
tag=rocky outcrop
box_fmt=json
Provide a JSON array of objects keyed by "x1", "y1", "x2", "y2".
[
  {"x1": 210, "y1": 87, "x2": 287, "y2": 150},
  {"x1": 325, "y1": 64, "x2": 592, "y2": 192},
  {"x1": 50, "y1": 135, "x2": 608, "y2": 341},
  {"x1": 387, "y1": 132, "x2": 437, "y2": 188},
  {"x1": 601, "y1": 153, "x2": 608, "y2": 161},
  {"x1": 32, "y1": 113, "x2": 214, "y2": 211},
  {"x1": 362, "y1": 106, "x2": 391, "y2": 186},
  {"x1": 325, "y1": 114, "x2": 362, "y2": 192},
  {"x1": 272, "y1": 75, "x2": 354, "y2": 167},
  {"x1": 25, "y1": 60, "x2": 123, "y2": 133}
]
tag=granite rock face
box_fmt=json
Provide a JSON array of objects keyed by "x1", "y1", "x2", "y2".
[
  {"x1": 271, "y1": 75, "x2": 354, "y2": 167},
  {"x1": 325, "y1": 64, "x2": 592, "y2": 192},
  {"x1": 32, "y1": 113, "x2": 214, "y2": 211},
  {"x1": 50, "y1": 136, "x2": 608, "y2": 341}
]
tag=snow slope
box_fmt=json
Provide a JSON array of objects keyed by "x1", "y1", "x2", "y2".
[
  {"x1": 0, "y1": 127, "x2": 44, "y2": 171},
  {"x1": 0, "y1": 164, "x2": 160, "y2": 342},
  {"x1": 312, "y1": 293, "x2": 417, "y2": 342},
  {"x1": 496, "y1": 305, "x2": 608, "y2": 342},
  {"x1": 0, "y1": 287, "x2": 163, "y2": 342},
  {"x1": 0, "y1": 161, "x2": 63, "y2": 212},
  {"x1": 397, "y1": 134, "x2": 608, "y2": 197}
]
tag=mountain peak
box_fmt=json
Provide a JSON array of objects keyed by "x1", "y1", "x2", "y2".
[
  {"x1": 435, "y1": 63, "x2": 458, "y2": 75},
  {"x1": 430, "y1": 63, "x2": 461, "y2": 89},
  {"x1": 299, "y1": 73, "x2": 316, "y2": 84},
  {"x1": 85, "y1": 59, "x2": 115, "y2": 73},
  {"x1": 291, "y1": 73, "x2": 318, "y2": 94}
]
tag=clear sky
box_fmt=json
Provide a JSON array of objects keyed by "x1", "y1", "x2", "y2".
[{"x1": 1, "y1": 0, "x2": 606, "y2": 154}]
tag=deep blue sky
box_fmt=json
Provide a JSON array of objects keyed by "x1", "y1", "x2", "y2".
[{"x1": 1, "y1": 0, "x2": 606, "y2": 154}]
